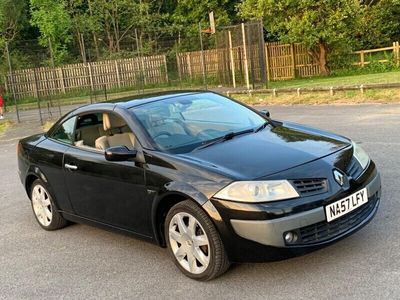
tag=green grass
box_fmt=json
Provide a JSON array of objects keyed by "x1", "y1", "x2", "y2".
[
  {"x1": 234, "y1": 88, "x2": 400, "y2": 106},
  {"x1": 267, "y1": 70, "x2": 400, "y2": 89}
]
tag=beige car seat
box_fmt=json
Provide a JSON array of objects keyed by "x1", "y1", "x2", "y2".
[
  {"x1": 95, "y1": 113, "x2": 135, "y2": 150},
  {"x1": 76, "y1": 124, "x2": 106, "y2": 147}
]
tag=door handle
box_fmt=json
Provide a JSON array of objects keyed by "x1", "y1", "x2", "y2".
[{"x1": 64, "y1": 163, "x2": 78, "y2": 170}]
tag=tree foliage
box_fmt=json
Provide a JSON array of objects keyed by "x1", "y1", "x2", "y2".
[
  {"x1": 0, "y1": 0, "x2": 27, "y2": 49},
  {"x1": 238, "y1": 0, "x2": 362, "y2": 75},
  {"x1": 356, "y1": 0, "x2": 400, "y2": 48},
  {"x1": 30, "y1": 0, "x2": 72, "y2": 63},
  {"x1": 0, "y1": 0, "x2": 397, "y2": 71}
]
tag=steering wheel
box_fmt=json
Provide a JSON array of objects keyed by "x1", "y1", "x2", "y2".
[{"x1": 153, "y1": 131, "x2": 172, "y2": 139}]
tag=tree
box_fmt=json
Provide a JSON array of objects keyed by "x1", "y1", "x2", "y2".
[
  {"x1": 0, "y1": 0, "x2": 28, "y2": 49},
  {"x1": 30, "y1": 0, "x2": 73, "y2": 64},
  {"x1": 88, "y1": 0, "x2": 150, "y2": 54},
  {"x1": 172, "y1": 0, "x2": 240, "y2": 35},
  {"x1": 238, "y1": 0, "x2": 362, "y2": 75},
  {"x1": 356, "y1": 0, "x2": 400, "y2": 49}
]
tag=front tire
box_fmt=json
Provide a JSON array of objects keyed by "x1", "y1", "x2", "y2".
[
  {"x1": 30, "y1": 179, "x2": 68, "y2": 231},
  {"x1": 165, "y1": 200, "x2": 230, "y2": 281}
]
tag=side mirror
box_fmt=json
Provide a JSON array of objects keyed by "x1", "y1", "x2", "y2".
[
  {"x1": 259, "y1": 109, "x2": 271, "y2": 118},
  {"x1": 105, "y1": 146, "x2": 137, "y2": 162}
]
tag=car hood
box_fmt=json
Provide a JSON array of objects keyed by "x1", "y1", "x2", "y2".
[{"x1": 179, "y1": 122, "x2": 350, "y2": 180}]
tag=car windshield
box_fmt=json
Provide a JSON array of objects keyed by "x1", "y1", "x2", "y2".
[{"x1": 130, "y1": 92, "x2": 266, "y2": 153}]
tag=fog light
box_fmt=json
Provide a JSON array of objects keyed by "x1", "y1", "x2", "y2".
[{"x1": 284, "y1": 231, "x2": 298, "y2": 244}]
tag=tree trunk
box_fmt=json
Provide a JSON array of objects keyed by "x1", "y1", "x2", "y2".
[
  {"x1": 77, "y1": 31, "x2": 85, "y2": 62},
  {"x1": 309, "y1": 42, "x2": 330, "y2": 76},
  {"x1": 105, "y1": 20, "x2": 114, "y2": 53},
  {"x1": 87, "y1": 0, "x2": 100, "y2": 59},
  {"x1": 318, "y1": 42, "x2": 329, "y2": 75}
]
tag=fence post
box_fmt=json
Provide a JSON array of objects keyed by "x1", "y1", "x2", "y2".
[
  {"x1": 397, "y1": 41, "x2": 400, "y2": 67},
  {"x1": 198, "y1": 22, "x2": 207, "y2": 89},
  {"x1": 265, "y1": 44, "x2": 271, "y2": 82},
  {"x1": 115, "y1": 60, "x2": 121, "y2": 88},
  {"x1": 163, "y1": 55, "x2": 169, "y2": 83},
  {"x1": 241, "y1": 23, "x2": 250, "y2": 90},
  {"x1": 258, "y1": 20, "x2": 268, "y2": 88},
  {"x1": 394, "y1": 41, "x2": 400, "y2": 66},
  {"x1": 290, "y1": 44, "x2": 296, "y2": 78},
  {"x1": 32, "y1": 68, "x2": 43, "y2": 125},
  {"x1": 187, "y1": 53, "x2": 192, "y2": 78},
  {"x1": 228, "y1": 31, "x2": 236, "y2": 89},
  {"x1": 140, "y1": 56, "x2": 147, "y2": 87},
  {"x1": 58, "y1": 68, "x2": 66, "y2": 94},
  {"x1": 176, "y1": 53, "x2": 182, "y2": 86},
  {"x1": 32, "y1": 70, "x2": 39, "y2": 98},
  {"x1": 5, "y1": 42, "x2": 20, "y2": 122},
  {"x1": 87, "y1": 62, "x2": 95, "y2": 103},
  {"x1": 360, "y1": 51, "x2": 365, "y2": 67}
]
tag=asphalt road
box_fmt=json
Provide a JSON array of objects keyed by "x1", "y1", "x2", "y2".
[{"x1": 1, "y1": 104, "x2": 399, "y2": 299}]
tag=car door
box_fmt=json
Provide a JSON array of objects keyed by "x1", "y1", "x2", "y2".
[
  {"x1": 63, "y1": 112, "x2": 153, "y2": 237},
  {"x1": 33, "y1": 116, "x2": 77, "y2": 213}
]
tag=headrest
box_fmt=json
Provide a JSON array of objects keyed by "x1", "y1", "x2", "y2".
[{"x1": 103, "y1": 113, "x2": 126, "y2": 131}]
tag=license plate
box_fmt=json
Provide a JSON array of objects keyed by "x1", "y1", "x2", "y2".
[{"x1": 325, "y1": 188, "x2": 368, "y2": 222}]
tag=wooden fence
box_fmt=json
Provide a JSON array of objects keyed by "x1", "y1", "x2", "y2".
[
  {"x1": 176, "y1": 45, "x2": 265, "y2": 82},
  {"x1": 353, "y1": 41, "x2": 400, "y2": 67},
  {"x1": 265, "y1": 42, "x2": 320, "y2": 80},
  {"x1": 6, "y1": 55, "x2": 168, "y2": 99},
  {"x1": 177, "y1": 42, "x2": 321, "y2": 83}
]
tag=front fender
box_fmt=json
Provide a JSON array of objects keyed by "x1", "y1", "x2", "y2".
[{"x1": 151, "y1": 180, "x2": 226, "y2": 246}]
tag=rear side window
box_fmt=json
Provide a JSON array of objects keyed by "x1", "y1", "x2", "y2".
[
  {"x1": 76, "y1": 113, "x2": 102, "y2": 129},
  {"x1": 50, "y1": 117, "x2": 77, "y2": 144}
]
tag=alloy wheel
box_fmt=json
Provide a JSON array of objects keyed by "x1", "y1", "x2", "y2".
[
  {"x1": 31, "y1": 184, "x2": 53, "y2": 227},
  {"x1": 168, "y1": 212, "x2": 210, "y2": 274}
]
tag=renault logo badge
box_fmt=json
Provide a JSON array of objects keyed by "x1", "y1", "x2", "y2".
[{"x1": 333, "y1": 170, "x2": 346, "y2": 186}]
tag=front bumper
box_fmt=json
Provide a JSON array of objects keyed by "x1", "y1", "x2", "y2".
[
  {"x1": 204, "y1": 166, "x2": 381, "y2": 263},
  {"x1": 230, "y1": 172, "x2": 381, "y2": 247}
]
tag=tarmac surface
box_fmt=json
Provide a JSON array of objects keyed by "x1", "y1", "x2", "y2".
[{"x1": 0, "y1": 103, "x2": 399, "y2": 299}]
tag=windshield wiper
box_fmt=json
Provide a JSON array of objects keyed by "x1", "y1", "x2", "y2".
[
  {"x1": 254, "y1": 121, "x2": 269, "y2": 133},
  {"x1": 193, "y1": 129, "x2": 254, "y2": 151}
]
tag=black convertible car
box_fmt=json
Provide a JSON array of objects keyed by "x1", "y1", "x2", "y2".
[{"x1": 18, "y1": 91, "x2": 381, "y2": 280}]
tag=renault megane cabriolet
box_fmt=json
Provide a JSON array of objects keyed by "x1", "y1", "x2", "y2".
[{"x1": 18, "y1": 91, "x2": 381, "y2": 280}]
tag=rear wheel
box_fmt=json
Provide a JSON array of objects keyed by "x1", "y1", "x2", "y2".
[
  {"x1": 165, "y1": 200, "x2": 230, "y2": 281},
  {"x1": 30, "y1": 179, "x2": 68, "y2": 230}
]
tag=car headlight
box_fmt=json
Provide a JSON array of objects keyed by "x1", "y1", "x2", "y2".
[
  {"x1": 352, "y1": 141, "x2": 370, "y2": 169},
  {"x1": 213, "y1": 180, "x2": 299, "y2": 203}
]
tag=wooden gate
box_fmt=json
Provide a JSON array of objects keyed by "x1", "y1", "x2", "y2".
[{"x1": 265, "y1": 42, "x2": 320, "y2": 81}]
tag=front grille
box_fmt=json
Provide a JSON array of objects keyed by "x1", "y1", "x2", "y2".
[
  {"x1": 292, "y1": 179, "x2": 328, "y2": 197},
  {"x1": 346, "y1": 158, "x2": 363, "y2": 179},
  {"x1": 290, "y1": 192, "x2": 379, "y2": 245}
]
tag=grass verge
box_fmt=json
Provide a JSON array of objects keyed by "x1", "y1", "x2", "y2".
[
  {"x1": 234, "y1": 88, "x2": 400, "y2": 106},
  {"x1": 267, "y1": 71, "x2": 400, "y2": 89},
  {"x1": 0, "y1": 120, "x2": 11, "y2": 136}
]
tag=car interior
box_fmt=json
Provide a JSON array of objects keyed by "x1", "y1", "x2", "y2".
[
  {"x1": 133, "y1": 100, "x2": 241, "y2": 151},
  {"x1": 74, "y1": 113, "x2": 136, "y2": 151}
]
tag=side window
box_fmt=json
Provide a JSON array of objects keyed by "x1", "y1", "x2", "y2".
[
  {"x1": 74, "y1": 111, "x2": 136, "y2": 151},
  {"x1": 51, "y1": 117, "x2": 77, "y2": 144},
  {"x1": 74, "y1": 113, "x2": 105, "y2": 149}
]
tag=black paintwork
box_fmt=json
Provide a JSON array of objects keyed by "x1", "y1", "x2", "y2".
[{"x1": 17, "y1": 90, "x2": 380, "y2": 262}]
